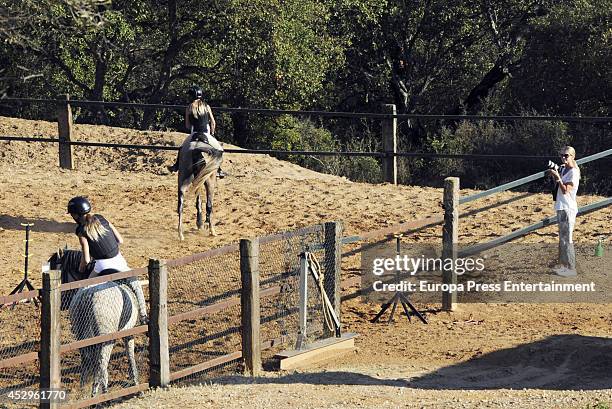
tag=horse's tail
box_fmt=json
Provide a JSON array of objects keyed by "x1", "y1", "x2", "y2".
[{"x1": 190, "y1": 150, "x2": 222, "y2": 196}]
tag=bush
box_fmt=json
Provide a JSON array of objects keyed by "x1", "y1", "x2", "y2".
[
  {"x1": 254, "y1": 115, "x2": 383, "y2": 182},
  {"x1": 421, "y1": 113, "x2": 571, "y2": 190}
]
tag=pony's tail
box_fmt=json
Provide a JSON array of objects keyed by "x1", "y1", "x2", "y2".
[{"x1": 190, "y1": 152, "x2": 222, "y2": 196}]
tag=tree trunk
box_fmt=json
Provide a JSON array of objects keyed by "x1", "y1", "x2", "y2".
[
  {"x1": 231, "y1": 112, "x2": 249, "y2": 147},
  {"x1": 461, "y1": 55, "x2": 512, "y2": 114},
  {"x1": 91, "y1": 56, "x2": 109, "y2": 124}
]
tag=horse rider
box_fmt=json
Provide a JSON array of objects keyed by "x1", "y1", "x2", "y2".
[
  {"x1": 67, "y1": 196, "x2": 148, "y2": 324},
  {"x1": 167, "y1": 86, "x2": 226, "y2": 178}
]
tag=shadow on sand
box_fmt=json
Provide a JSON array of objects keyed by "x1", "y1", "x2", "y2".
[
  {"x1": 211, "y1": 371, "x2": 407, "y2": 388},
  {"x1": 205, "y1": 334, "x2": 611, "y2": 391},
  {"x1": 0, "y1": 215, "x2": 74, "y2": 233},
  {"x1": 409, "y1": 334, "x2": 612, "y2": 390}
]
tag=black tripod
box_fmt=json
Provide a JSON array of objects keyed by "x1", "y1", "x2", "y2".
[
  {"x1": 371, "y1": 234, "x2": 427, "y2": 324},
  {"x1": 5, "y1": 223, "x2": 38, "y2": 308}
]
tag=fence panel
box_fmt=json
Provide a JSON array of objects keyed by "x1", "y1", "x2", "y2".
[
  {"x1": 59, "y1": 272, "x2": 149, "y2": 406},
  {"x1": 166, "y1": 246, "x2": 243, "y2": 384},
  {"x1": 258, "y1": 225, "x2": 330, "y2": 360},
  {"x1": 0, "y1": 301, "x2": 40, "y2": 409}
]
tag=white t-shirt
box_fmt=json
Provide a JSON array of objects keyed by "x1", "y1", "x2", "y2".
[{"x1": 555, "y1": 166, "x2": 580, "y2": 211}]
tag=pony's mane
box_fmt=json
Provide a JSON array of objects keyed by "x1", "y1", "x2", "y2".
[{"x1": 49, "y1": 249, "x2": 83, "y2": 275}]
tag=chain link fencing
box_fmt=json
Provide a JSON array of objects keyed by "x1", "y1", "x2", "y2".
[
  {"x1": 59, "y1": 272, "x2": 149, "y2": 405},
  {"x1": 166, "y1": 245, "x2": 243, "y2": 385},
  {"x1": 259, "y1": 224, "x2": 335, "y2": 362},
  {"x1": 0, "y1": 222, "x2": 342, "y2": 406},
  {"x1": 0, "y1": 300, "x2": 40, "y2": 409}
]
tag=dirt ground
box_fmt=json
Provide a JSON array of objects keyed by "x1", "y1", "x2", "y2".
[{"x1": 0, "y1": 116, "x2": 611, "y2": 408}]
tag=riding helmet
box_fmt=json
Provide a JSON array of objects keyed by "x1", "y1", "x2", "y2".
[
  {"x1": 187, "y1": 85, "x2": 203, "y2": 101},
  {"x1": 67, "y1": 196, "x2": 91, "y2": 215}
]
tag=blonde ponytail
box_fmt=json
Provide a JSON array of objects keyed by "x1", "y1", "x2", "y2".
[
  {"x1": 189, "y1": 99, "x2": 208, "y2": 119},
  {"x1": 83, "y1": 214, "x2": 108, "y2": 241}
]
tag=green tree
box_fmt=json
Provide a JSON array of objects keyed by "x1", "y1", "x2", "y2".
[{"x1": 507, "y1": 0, "x2": 611, "y2": 116}]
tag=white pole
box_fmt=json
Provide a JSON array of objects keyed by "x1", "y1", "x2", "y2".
[{"x1": 296, "y1": 252, "x2": 309, "y2": 350}]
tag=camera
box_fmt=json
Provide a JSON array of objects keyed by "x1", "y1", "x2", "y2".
[{"x1": 547, "y1": 160, "x2": 560, "y2": 173}]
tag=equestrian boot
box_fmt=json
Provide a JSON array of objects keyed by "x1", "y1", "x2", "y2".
[{"x1": 125, "y1": 277, "x2": 148, "y2": 325}]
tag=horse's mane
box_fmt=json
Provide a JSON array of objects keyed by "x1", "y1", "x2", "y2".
[{"x1": 50, "y1": 249, "x2": 82, "y2": 273}]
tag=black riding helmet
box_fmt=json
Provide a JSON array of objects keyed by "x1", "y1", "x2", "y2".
[
  {"x1": 187, "y1": 86, "x2": 203, "y2": 101},
  {"x1": 67, "y1": 196, "x2": 91, "y2": 215}
]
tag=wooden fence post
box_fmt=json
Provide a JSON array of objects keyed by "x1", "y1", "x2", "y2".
[
  {"x1": 240, "y1": 238, "x2": 261, "y2": 376},
  {"x1": 40, "y1": 269, "x2": 61, "y2": 409},
  {"x1": 323, "y1": 221, "x2": 342, "y2": 337},
  {"x1": 57, "y1": 94, "x2": 74, "y2": 170},
  {"x1": 442, "y1": 177, "x2": 459, "y2": 311},
  {"x1": 148, "y1": 259, "x2": 169, "y2": 387},
  {"x1": 381, "y1": 104, "x2": 397, "y2": 185}
]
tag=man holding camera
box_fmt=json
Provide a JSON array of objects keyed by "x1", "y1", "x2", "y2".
[{"x1": 547, "y1": 146, "x2": 580, "y2": 276}]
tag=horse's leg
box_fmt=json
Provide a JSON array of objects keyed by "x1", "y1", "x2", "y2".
[
  {"x1": 196, "y1": 194, "x2": 203, "y2": 230},
  {"x1": 124, "y1": 336, "x2": 139, "y2": 385},
  {"x1": 204, "y1": 174, "x2": 217, "y2": 236},
  {"x1": 90, "y1": 344, "x2": 101, "y2": 396},
  {"x1": 177, "y1": 187, "x2": 185, "y2": 241},
  {"x1": 79, "y1": 346, "x2": 91, "y2": 389},
  {"x1": 93, "y1": 342, "x2": 113, "y2": 396}
]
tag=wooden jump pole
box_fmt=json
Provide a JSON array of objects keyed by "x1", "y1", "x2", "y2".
[
  {"x1": 148, "y1": 259, "x2": 170, "y2": 388},
  {"x1": 240, "y1": 238, "x2": 261, "y2": 376},
  {"x1": 381, "y1": 104, "x2": 397, "y2": 185},
  {"x1": 442, "y1": 177, "x2": 459, "y2": 311},
  {"x1": 40, "y1": 269, "x2": 61, "y2": 409},
  {"x1": 323, "y1": 221, "x2": 342, "y2": 337},
  {"x1": 57, "y1": 94, "x2": 74, "y2": 170}
]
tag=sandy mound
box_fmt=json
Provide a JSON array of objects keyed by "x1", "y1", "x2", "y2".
[{"x1": 0, "y1": 116, "x2": 610, "y2": 408}]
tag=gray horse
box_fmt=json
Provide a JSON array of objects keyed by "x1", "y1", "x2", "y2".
[
  {"x1": 49, "y1": 249, "x2": 139, "y2": 396},
  {"x1": 177, "y1": 135, "x2": 223, "y2": 240},
  {"x1": 50, "y1": 249, "x2": 142, "y2": 396},
  {"x1": 69, "y1": 281, "x2": 139, "y2": 396}
]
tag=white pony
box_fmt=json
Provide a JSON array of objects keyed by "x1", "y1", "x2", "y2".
[
  {"x1": 69, "y1": 281, "x2": 140, "y2": 396},
  {"x1": 53, "y1": 249, "x2": 141, "y2": 397}
]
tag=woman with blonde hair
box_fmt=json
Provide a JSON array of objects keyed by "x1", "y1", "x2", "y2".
[
  {"x1": 167, "y1": 86, "x2": 226, "y2": 178},
  {"x1": 67, "y1": 196, "x2": 148, "y2": 323},
  {"x1": 547, "y1": 146, "x2": 580, "y2": 276}
]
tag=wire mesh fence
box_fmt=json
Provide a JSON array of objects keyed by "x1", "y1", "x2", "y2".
[
  {"x1": 168, "y1": 303, "x2": 243, "y2": 385},
  {"x1": 0, "y1": 301, "x2": 40, "y2": 409},
  {"x1": 259, "y1": 224, "x2": 334, "y2": 361},
  {"x1": 0, "y1": 222, "x2": 343, "y2": 406},
  {"x1": 166, "y1": 245, "x2": 243, "y2": 384}
]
